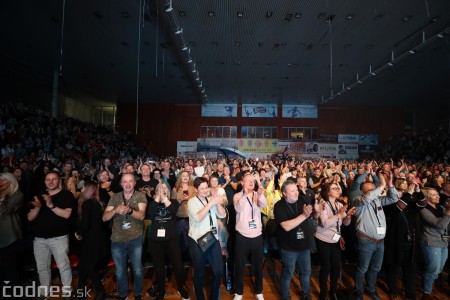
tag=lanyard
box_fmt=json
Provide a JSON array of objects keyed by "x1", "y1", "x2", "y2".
[
  {"x1": 371, "y1": 202, "x2": 382, "y2": 227},
  {"x1": 284, "y1": 200, "x2": 301, "y2": 230},
  {"x1": 246, "y1": 194, "x2": 255, "y2": 220},
  {"x1": 327, "y1": 201, "x2": 340, "y2": 233},
  {"x1": 197, "y1": 196, "x2": 213, "y2": 227},
  {"x1": 122, "y1": 191, "x2": 134, "y2": 221}
]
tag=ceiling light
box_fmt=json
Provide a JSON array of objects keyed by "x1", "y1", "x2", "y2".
[
  {"x1": 187, "y1": 59, "x2": 193, "y2": 63},
  {"x1": 285, "y1": 14, "x2": 293, "y2": 21},
  {"x1": 402, "y1": 15, "x2": 412, "y2": 23},
  {"x1": 181, "y1": 45, "x2": 188, "y2": 51},
  {"x1": 370, "y1": 65, "x2": 376, "y2": 76},
  {"x1": 317, "y1": 13, "x2": 326, "y2": 19},
  {"x1": 235, "y1": 41, "x2": 241, "y2": 46},
  {"x1": 237, "y1": 12, "x2": 243, "y2": 18},
  {"x1": 374, "y1": 14, "x2": 383, "y2": 21},
  {"x1": 437, "y1": 33, "x2": 444, "y2": 38},
  {"x1": 409, "y1": 49, "x2": 416, "y2": 54},
  {"x1": 295, "y1": 13, "x2": 301, "y2": 18},
  {"x1": 431, "y1": 16, "x2": 440, "y2": 22},
  {"x1": 388, "y1": 62, "x2": 394, "y2": 67},
  {"x1": 165, "y1": 6, "x2": 173, "y2": 12},
  {"x1": 266, "y1": 11, "x2": 273, "y2": 18},
  {"x1": 208, "y1": 11, "x2": 214, "y2": 17},
  {"x1": 174, "y1": 28, "x2": 182, "y2": 34},
  {"x1": 346, "y1": 14, "x2": 354, "y2": 20},
  {"x1": 357, "y1": 74, "x2": 362, "y2": 83},
  {"x1": 198, "y1": 81, "x2": 202, "y2": 87}
]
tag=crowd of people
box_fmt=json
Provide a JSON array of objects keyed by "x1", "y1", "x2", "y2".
[{"x1": 1, "y1": 102, "x2": 450, "y2": 300}]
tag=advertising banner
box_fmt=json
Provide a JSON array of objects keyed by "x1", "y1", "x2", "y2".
[
  {"x1": 336, "y1": 144, "x2": 359, "y2": 160},
  {"x1": 358, "y1": 135, "x2": 378, "y2": 145},
  {"x1": 318, "y1": 143, "x2": 337, "y2": 159},
  {"x1": 282, "y1": 105, "x2": 318, "y2": 118},
  {"x1": 242, "y1": 104, "x2": 277, "y2": 118},
  {"x1": 238, "y1": 139, "x2": 278, "y2": 153},
  {"x1": 338, "y1": 134, "x2": 359, "y2": 143},
  {"x1": 201, "y1": 103, "x2": 237, "y2": 117},
  {"x1": 177, "y1": 141, "x2": 198, "y2": 157}
]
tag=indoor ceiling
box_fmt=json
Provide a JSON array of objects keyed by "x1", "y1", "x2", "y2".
[{"x1": 1, "y1": 0, "x2": 449, "y2": 108}]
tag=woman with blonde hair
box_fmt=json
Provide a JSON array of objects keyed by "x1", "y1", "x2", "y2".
[
  {"x1": 0, "y1": 172, "x2": 24, "y2": 288},
  {"x1": 75, "y1": 182, "x2": 107, "y2": 299},
  {"x1": 420, "y1": 187, "x2": 450, "y2": 299}
]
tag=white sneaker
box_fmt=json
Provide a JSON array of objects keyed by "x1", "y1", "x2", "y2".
[
  {"x1": 256, "y1": 294, "x2": 264, "y2": 300},
  {"x1": 233, "y1": 294, "x2": 243, "y2": 300}
]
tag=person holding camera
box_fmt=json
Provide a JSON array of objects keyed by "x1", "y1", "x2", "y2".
[{"x1": 419, "y1": 187, "x2": 450, "y2": 299}]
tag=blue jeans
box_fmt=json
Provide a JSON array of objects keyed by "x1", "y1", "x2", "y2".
[
  {"x1": 188, "y1": 237, "x2": 223, "y2": 300},
  {"x1": 111, "y1": 236, "x2": 143, "y2": 297},
  {"x1": 354, "y1": 236, "x2": 384, "y2": 293},
  {"x1": 280, "y1": 248, "x2": 311, "y2": 298},
  {"x1": 421, "y1": 243, "x2": 448, "y2": 294}
]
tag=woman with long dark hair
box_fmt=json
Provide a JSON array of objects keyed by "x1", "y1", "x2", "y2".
[
  {"x1": 75, "y1": 182, "x2": 107, "y2": 300},
  {"x1": 315, "y1": 183, "x2": 355, "y2": 300}
]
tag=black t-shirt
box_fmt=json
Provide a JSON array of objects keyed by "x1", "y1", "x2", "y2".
[
  {"x1": 147, "y1": 200, "x2": 179, "y2": 241},
  {"x1": 31, "y1": 190, "x2": 75, "y2": 238},
  {"x1": 274, "y1": 196, "x2": 313, "y2": 252}
]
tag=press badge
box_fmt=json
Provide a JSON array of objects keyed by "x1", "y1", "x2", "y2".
[
  {"x1": 157, "y1": 229, "x2": 166, "y2": 237},
  {"x1": 376, "y1": 226, "x2": 386, "y2": 235},
  {"x1": 332, "y1": 233, "x2": 341, "y2": 242},
  {"x1": 121, "y1": 220, "x2": 131, "y2": 230},
  {"x1": 296, "y1": 229, "x2": 304, "y2": 240},
  {"x1": 248, "y1": 220, "x2": 257, "y2": 229}
]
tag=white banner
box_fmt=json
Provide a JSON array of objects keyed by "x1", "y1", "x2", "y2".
[
  {"x1": 338, "y1": 134, "x2": 359, "y2": 143},
  {"x1": 201, "y1": 103, "x2": 237, "y2": 117},
  {"x1": 282, "y1": 105, "x2": 318, "y2": 118},
  {"x1": 242, "y1": 104, "x2": 277, "y2": 118}
]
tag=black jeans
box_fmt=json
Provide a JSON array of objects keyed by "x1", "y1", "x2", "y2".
[
  {"x1": 315, "y1": 238, "x2": 341, "y2": 297},
  {"x1": 150, "y1": 237, "x2": 186, "y2": 294},
  {"x1": 234, "y1": 233, "x2": 264, "y2": 295},
  {"x1": 385, "y1": 242, "x2": 416, "y2": 298}
]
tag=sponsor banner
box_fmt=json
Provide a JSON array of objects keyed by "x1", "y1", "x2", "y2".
[
  {"x1": 319, "y1": 143, "x2": 337, "y2": 159},
  {"x1": 242, "y1": 104, "x2": 277, "y2": 118},
  {"x1": 238, "y1": 139, "x2": 278, "y2": 153},
  {"x1": 358, "y1": 135, "x2": 378, "y2": 145},
  {"x1": 201, "y1": 103, "x2": 237, "y2": 117},
  {"x1": 337, "y1": 144, "x2": 359, "y2": 159},
  {"x1": 196, "y1": 138, "x2": 238, "y2": 149},
  {"x1": 338, "y1": 134, "x2": 359, "y2": 143},
  {"x1": 177, "y1": 141, "x2": 197, "y2": 157},
  {"x1": 277, "y1": 141, "x2": 321, "y2": 159},
  {"x1": 282, "y1": 105, "x2": 318, "y2": 118}
]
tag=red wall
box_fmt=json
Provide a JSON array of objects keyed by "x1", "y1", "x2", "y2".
[{"x1": 117, "y1": 103, "x2": 404, "y2": 156}]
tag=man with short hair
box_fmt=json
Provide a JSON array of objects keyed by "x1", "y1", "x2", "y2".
[
  {"x1": 274, "y1": 180, "x2": 317, "y2": 300},
  {"x1": 352, "y1": 171, "x2": 398, "y2": 300},
  {"x1": 27, "y1": 171, "x2": 75, "y2": 299},
  {"x1": 103, "y1": 174, "x2": 147, "y2": 300}
]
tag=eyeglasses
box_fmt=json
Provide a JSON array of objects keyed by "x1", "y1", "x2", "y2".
[{"x1": 330, "y1": 187, "x2": 340, "y2": 191}]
